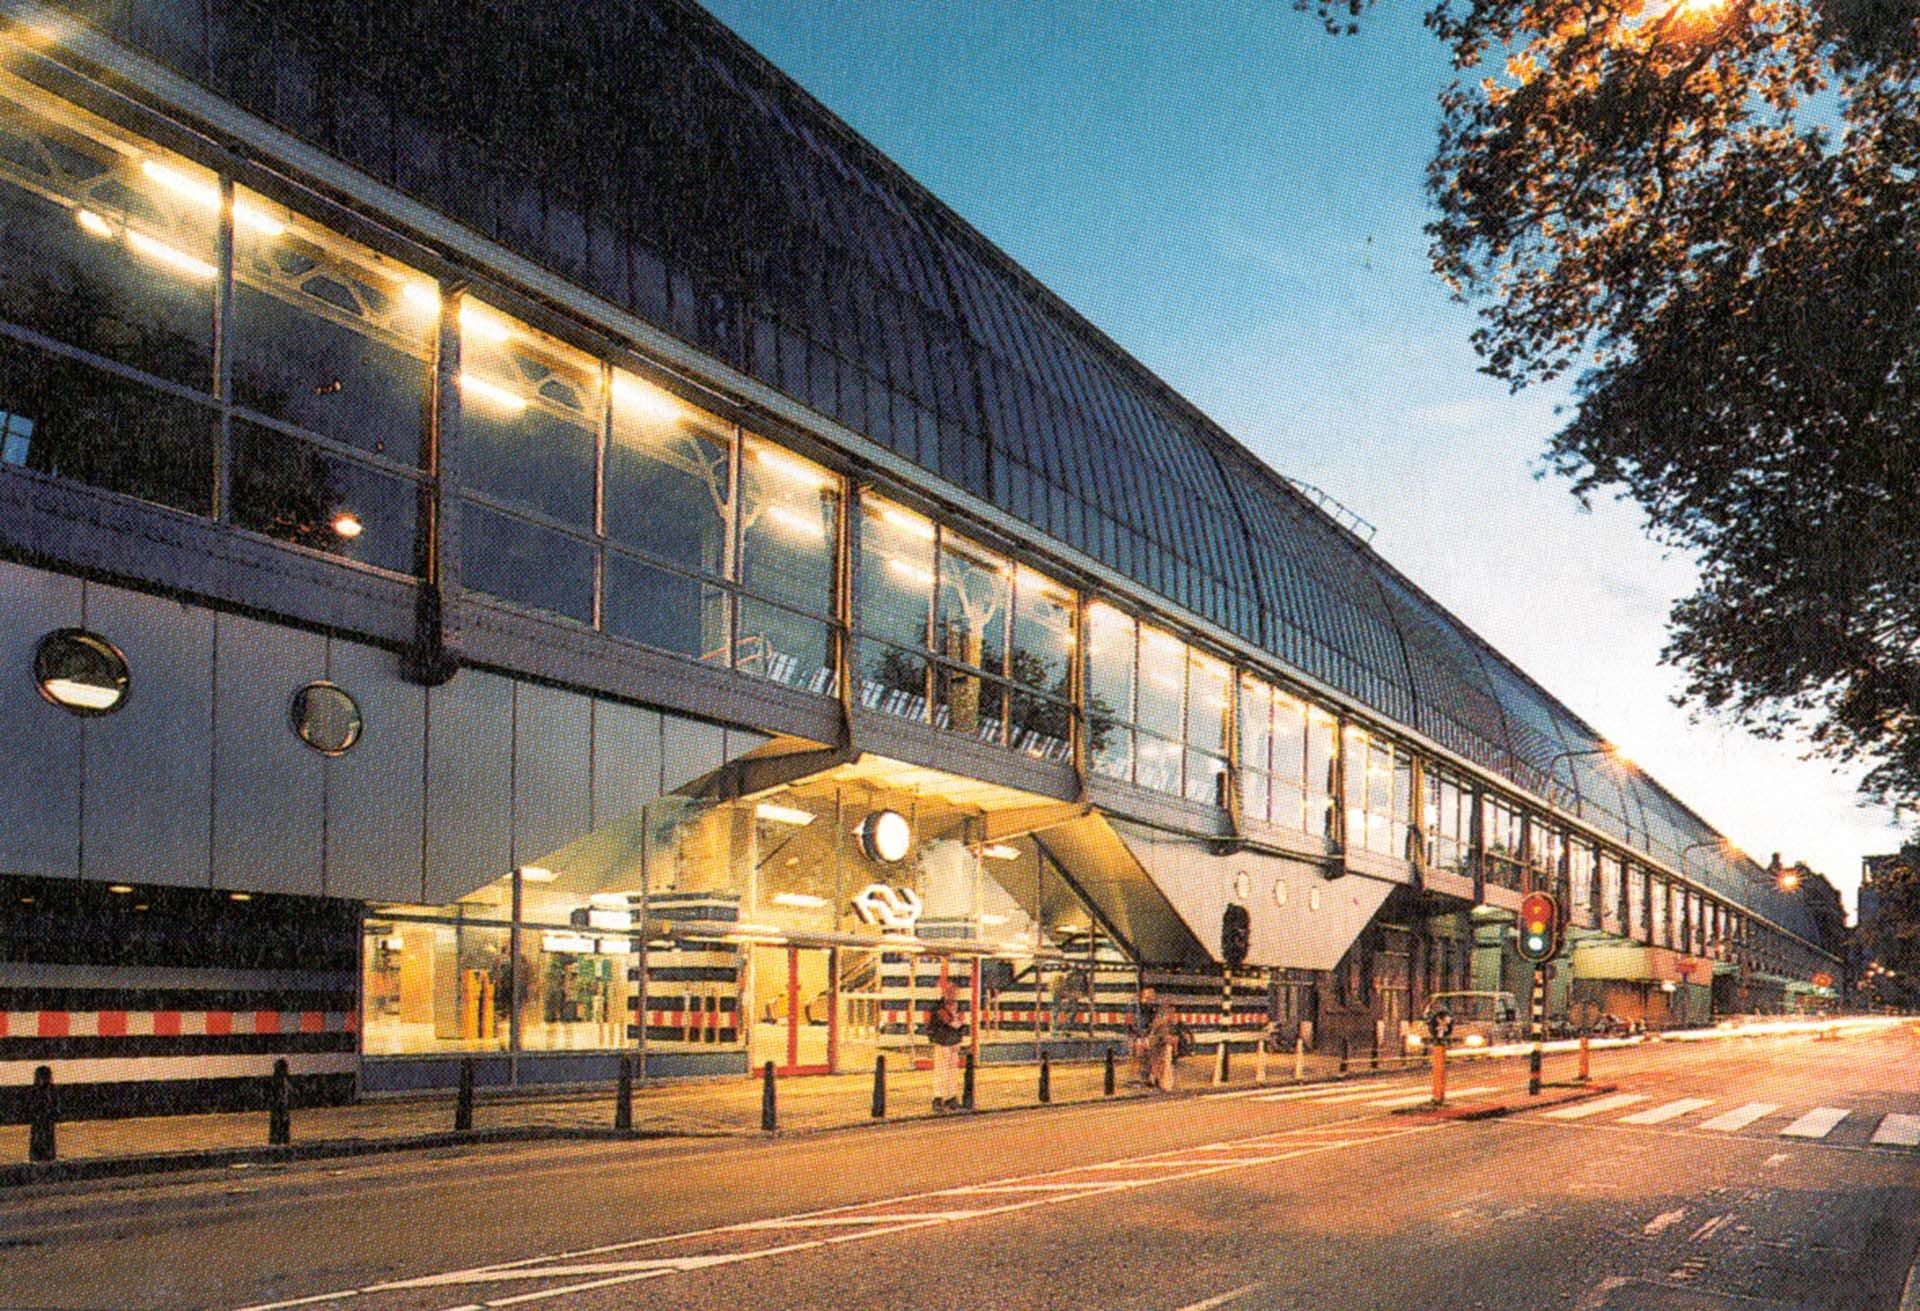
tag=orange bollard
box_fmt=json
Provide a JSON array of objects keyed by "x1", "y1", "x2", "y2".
[
  {"x1": 1430, "y1": 1040, "x2": 1447, "y2": 1107},
  {"x1": 1577, "y1": 1032, "x2": 1591, "y2": 1083}
]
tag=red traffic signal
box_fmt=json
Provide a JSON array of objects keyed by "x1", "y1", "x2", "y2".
[{"x1": 1517, "y1": 891, "x2": 1559, "y2": 963}]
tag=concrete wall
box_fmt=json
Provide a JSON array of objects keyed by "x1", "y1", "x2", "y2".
[{"x1": 0, "y1": 560, "x2": 765, "y2": 904}]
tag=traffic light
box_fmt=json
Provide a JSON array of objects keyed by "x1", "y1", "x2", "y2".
[
  {"x1": 1517, "y1": 891, "x2": 1559, "y2": 963},
  {"x1": 1221, "y1": 903, "x2": 1251, "y2": 971}
]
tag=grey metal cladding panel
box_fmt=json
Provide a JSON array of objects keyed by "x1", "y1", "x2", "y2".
[
  {"x1": 423, "y1": 668, "x2": 514, "y2": 905},
  {"x1": 661, "y1": 713, "x2": 727, "y2": 795},
  {"x1": 80, "y1": 583, "x2": 213, "y2": 887},
  {"x1": 0, "y1": 560, "x2": 82, "y2": 876},
  {"x1": 592, "y1": 699, "x2": 663, "y2": 826},
  {"x1": 210, "y1": 612, "x2": 325, "y2": 896},
  {"x1": 512, "y1": 681, "x2": 594, "y2": 870},
  {"x1": 325, "y1": 637, "x2": 426, "y2": 904}
]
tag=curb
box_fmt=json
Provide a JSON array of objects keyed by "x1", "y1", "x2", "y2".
[{"x1": 1392, "y1": 1082, "x2": 1617, "y2": 1123}]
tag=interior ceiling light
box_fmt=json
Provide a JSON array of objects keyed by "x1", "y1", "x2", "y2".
[
  {"x1": 457, "y1": 371, "x2": 527, "y2": 413},
  {"x1": 123, "y1": 228, "x2": 217, "y2": 280},
  {"x1": 74, "y1": 207, "x2": 113, "y2": 238},
  {"x1": 612, "y1": 373, "x2": 684, "y2": 422},
  {"x1": 457, "y1": 302, "x2": 513, "y2": 343},
  {"x1": 764, "y1": 504, "x2": 826, "y2": 538},
  {"x1": 402, "y1": 282, "x2": 442, "y2": 312},
  {"x1": 331, "y1": 511, "x2": 364, "y2": 539},
  {"x1": 979, "y1": 844, "x2": 1020, "y2": 861},
  {"x1": 518, "y1": 866, "x2": 559, "y2": 882},
  {"x1": 754, "y1": 801, "x2": 816, "y2": 827},
  {"x1": 754, "y1": 446, "x2": 832, "y2": 488},
  {"x1": 880, "y1": 506, "x2": 936, "y2": 541},
  {"x1": 771, "y1": 892, "x2": 828, "y2": 909}
]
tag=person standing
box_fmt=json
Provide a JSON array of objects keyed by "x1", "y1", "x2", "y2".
[
  {"x1": 1131, "y1": 986, "x2": 1161, "y2": 1086},
  {"x1": 1147, "y1": 993, "x2": 1180, "y2": 1092},
  {"x1": 927, "y1": 978, "x2": 968, "y2": 1111}
]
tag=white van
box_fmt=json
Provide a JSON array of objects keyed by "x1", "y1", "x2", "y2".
[{"x1": 1408, "y1": 990, "x2": 1523, "y2": 1050}]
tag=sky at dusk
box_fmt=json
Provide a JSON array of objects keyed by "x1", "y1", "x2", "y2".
[{"x1": 701, "y1": 0, "x2": 1909, "y2": 912}]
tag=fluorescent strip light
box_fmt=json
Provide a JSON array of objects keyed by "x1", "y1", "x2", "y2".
[
  {"x1": 74, "y1": 207, "x2": 113, "y2": 239},
  {"x1": 142, "y1": 161, "x2": 286, "y2": 235},
  {"x1": 124, "y1": 229, "x2": 217, "y2": 280},
  {"x1": 771, "y1": 892, "x2": 829, "y2": 909},
  {"x1": 754, "y1": 801, "x2": 816, "y2": 826},
  {"x1": 612, "y1": 373, "x2": 684, "y2": 422},
  {"x1": 885, "y1": 557, "x2": 935, "y2": 587},
  {"x1": 458, "y1": 302, "x2": 513, "y2": 343},
  {"x1": 754, "y1": 446, "x2": 832, "y2": 488},
  {"x1": 458, "y1": 371, "x2": 528, "y2": 413},
  {"x1": 979, "y1": 844, "x2": 1021, "y2": 861},
  {"x1": 765, "y1": 504, "x2": 825, "y2": 538},
  {"x1": 979, "y1": 912, "x2": 1011, "y2": 926},
  {"x1": 402, "y1": 282, "x2": 442, "y2": 312},
  {"x1": 518, "y1": 866, "x2": 559, "y2": 882},
  {"x1": 880, "y1": 507, "x2": 936, "y2": 541}
]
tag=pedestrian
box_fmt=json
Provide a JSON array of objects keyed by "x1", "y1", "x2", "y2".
[
  {"x1": 926, "y1": 978, "x2": 968, "y2": 1111},
  {"x1": 1148, "y1": 994, "x2": 1180, "y2": 1092},
  {"x1": 1131, "y1": 986, "x2": 1160, "y2": 1086}
]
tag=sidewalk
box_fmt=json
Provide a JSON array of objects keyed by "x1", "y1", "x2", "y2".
[{"x1": 0, "y1": 1045, "x2": 1361, "y2": 1183}]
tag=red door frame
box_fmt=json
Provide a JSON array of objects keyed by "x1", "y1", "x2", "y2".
[{"x1": 770, "y1": 944, "x2": 833, "y2": 1077}]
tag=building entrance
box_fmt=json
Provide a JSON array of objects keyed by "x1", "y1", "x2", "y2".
[{"x1": 748, "y1": 944, "x2": 835, "y2": 1075}]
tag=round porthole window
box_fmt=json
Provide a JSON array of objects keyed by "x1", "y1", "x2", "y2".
[
  {"x1": 1232, "y1": 870, "x2": 1252, "y2": 902},
  {"x1": 1308, "y1": 886, "x2": 1322, "y2": 912},
  {"x1": 34, "y1": 628, "x2": 130, "y2": 715},
  {"x1": 290, "y1": 681, "x2": 363, "y2": 755},
  {"x1": 1273, "y1": 879, "x2": 1288, "y2": 908}
]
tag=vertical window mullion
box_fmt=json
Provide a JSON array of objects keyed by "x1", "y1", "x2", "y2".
[
  {"x1": 593, "y1": 360, "x2": 611, "y2": 632},
  {"x1": 213, "y1": 174, "x2": 236, "y2": 522}
]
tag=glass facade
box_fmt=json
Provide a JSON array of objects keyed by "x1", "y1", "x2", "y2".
[{"x1": 0, "y1": 66, "x2": 1826, "y2": 985}]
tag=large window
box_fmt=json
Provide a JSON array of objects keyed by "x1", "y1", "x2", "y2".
[
  {"x1": 1570, "y1": 838, "x2": 1596, "y2": 922},
  {"x1": 855, "y1": 495, "x2": 1074, "y2": 760},
  {"x1": 1342, "y1": 726, "x2": 1411, "y2": 859},
  {"x1": 1078, "y1": 606, "x2": 1240, "y2": 802},
  {"x1": 1482, "y1": 795, "x2": 1526, "y2": 891},
  {"x1": 1425, "y1": 769, "x2": 1473, "y2": 876},
  {"x1": 1085, "y1": 602, "x2": 1137, "y2": 783},
  {"x1": 0, "y1": 79, "x2": 432, "y2": 567}
]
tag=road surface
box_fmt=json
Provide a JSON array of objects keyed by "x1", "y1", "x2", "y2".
[{"x1": 1, "y1": 1024, "x2": 1915, "y2": 1311}]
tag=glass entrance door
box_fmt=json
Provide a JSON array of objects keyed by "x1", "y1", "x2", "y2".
[{"x1": 749, "y1": 944, "x2": 834, "y2": 1075}]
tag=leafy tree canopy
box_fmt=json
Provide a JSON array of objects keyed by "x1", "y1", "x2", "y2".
[{"x1": 1301, "y1": 0, "x2": 1920, "y2": 826}]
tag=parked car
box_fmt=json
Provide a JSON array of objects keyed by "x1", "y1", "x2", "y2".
[{"x1": 1409, "y1": 990, "x2": 1523, "y2": 1050}]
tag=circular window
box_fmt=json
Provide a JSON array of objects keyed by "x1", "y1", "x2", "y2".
[
  {"x1": 1273, "y1": 879, "x2": 1288, "y2": 908},
  {"x1": 1232, "y1": 870, "x2": 1252, "y2": 902},
  {"x1": 290, "y1": 681, "x2": 363, "y2": 755},
  {"x1": 1308, "y1": 886, "x2": 1322, "y2": 912},
  {"x1": 35, "y1": 628, "x2": 130, "y2": 715}
]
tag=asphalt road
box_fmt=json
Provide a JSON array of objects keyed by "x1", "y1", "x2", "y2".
[{"x1": 1, "y1": 1025, "x2": 1915, "y2": 1311}]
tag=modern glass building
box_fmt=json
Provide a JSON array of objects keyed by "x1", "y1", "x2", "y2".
[{"x1": 0, "y1": 0, "x2": 1837, "y2": 1116}]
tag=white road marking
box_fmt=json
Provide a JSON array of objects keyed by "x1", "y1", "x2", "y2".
[
  {"x1": 1870, "y1": 1113, "x2": 1920, "y2": 1147},
  {"x1": 1618, "y1": 1098, "x2": 1713, "y2": 1126},
  {"x1": 1546, "y1": 1094, "x2": 1648, "y2": 1120},
  {"x1": 1644, "y1": 1208, "x2": 1688, "y2": 1236},
  {"x1": 238, "y1": 1120, "x2": 1448, "y2": 1311},
  {"x1": 1698, "y1": 1102, "x2": 1779, "y2": 1133},
  {"x1": 1780, "y1": 1107, "x2": 1849, "y2": 1139},
  {"x1": 737, "y1": 1212, "x2": 983, "y2": 1228},
  {"x1": 1688, "y1": 1212, "x2": 1736, "y2": 1243},
  {"x1": 1172, "y1": 1282, "x2": 1263, "y2": 1311}
]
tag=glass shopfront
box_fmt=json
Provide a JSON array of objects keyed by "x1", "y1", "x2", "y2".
[{"x1": 361, "y1": 765, "x2": 1124, "y2": 1082}]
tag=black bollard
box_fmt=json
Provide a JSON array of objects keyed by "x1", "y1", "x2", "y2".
[
  {"x1": 962, "y1": 1050, "x2": 975, "y2": 1110},
  {"x1": 455, "y1": 1056, "x2": 475, "y2": 1132},
  {"x1": 615, "y1": 1052, "x2": 633, "y2": 1131},
  {"x1": 1370, "y1": 1031, "x2": 1379, "y2": 1071},
  {"x1": 761, "y1": 1060, "x2": 777, "y2": 1133},
  {"x1": 268, "y1": 1057, "x2": 291, "y2": 1146},
  {"x1": 1339, "y1": 1037, "x2": 1349, "y2": 1075},
  {"x1": 1038, "y1": 1050, "x2": 1052, "y2": 1104},
  {"x1": 871, "y1": 1055, "x2": 886, "y2": 1119},
  {"x1": 28, "y1": 1065, "x2": 55, "y2": 1164},
  {"x1": 1103, "y1": 1046, "x2": 1116, "y2": 1097}
]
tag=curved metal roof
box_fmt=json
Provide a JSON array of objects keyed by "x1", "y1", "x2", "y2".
[{"x1": 73, "y1": 0, "x2": 1818, "y2": 944}]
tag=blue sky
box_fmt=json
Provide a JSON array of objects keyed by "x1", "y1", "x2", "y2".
[{"x1": 703, "y1": 0, "x2": 1907, "y2": 909}]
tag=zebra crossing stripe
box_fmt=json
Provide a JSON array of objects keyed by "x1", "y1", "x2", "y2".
[
  {"x1": 1870, "y1": 1113, "x2": 1920, "y2": 1147},
  {"x1": 1780, "y1": 1107, "x2": 1849, "y2": 1139},
  {"x1": 1545, "y1": 1093, "x2": 1646, "y2": 1119},
  {"x1": 1698, "y1": 1102, "x2": 1780, "y2": 1132},
  {"x1": 1618, "y1": 1098, "x2": 1713, "y2": 1126}
]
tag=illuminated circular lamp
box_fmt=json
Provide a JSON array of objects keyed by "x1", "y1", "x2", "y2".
[
  {"x1": 332, "y1": 511, "x2": 365, "y2": 540},
  {"x1": 859, "y1": 809, "x2": 912, "y2": 864},
  {"x1": 35, "y1": 628, "x2": 130, "y2": 716},
  {"x1": 290, "y1": 681, "x2": 363, "y2": 755}
]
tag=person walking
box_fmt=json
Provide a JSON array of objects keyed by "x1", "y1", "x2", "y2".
[{"x1": 927, "y1": 978, "x2": 968, "y2": 1111}]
